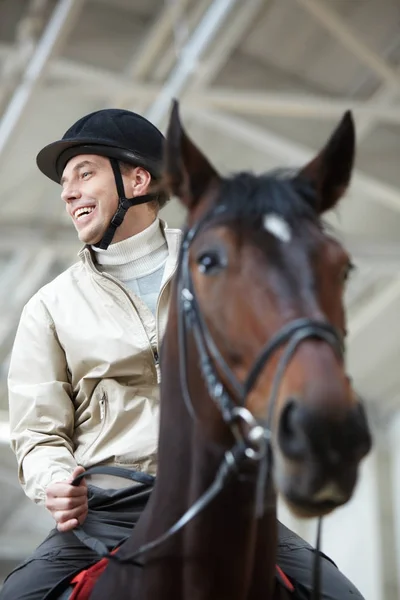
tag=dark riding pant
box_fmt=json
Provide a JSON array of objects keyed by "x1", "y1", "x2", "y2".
[
  {"x1": 0, "y1": 485, "x2": 150, "y2": 600},
  {"x1": 0, "y1": 486, "x2": 365, "y2": 600},
  {"x1": 276, "y1": 522, "x2": 363, "y2": 599}
]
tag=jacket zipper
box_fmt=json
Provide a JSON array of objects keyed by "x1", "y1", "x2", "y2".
[
  {"x1": 99, "y1": 392, "x2": 107, "y2": 420},
  {"x1": 98, "y1": 271, "x2": 175, "y2": 371}
]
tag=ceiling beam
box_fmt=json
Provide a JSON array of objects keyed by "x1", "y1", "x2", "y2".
[
  {"x1": 145, "y1": 0, "x2": 241, "y2": 127},
  {"x1": 0, "y1": 0, "x2": 84, "y2": 161},
  {"x1": 186, "y1": 88, "x2": 400, "y2": 124},
  {"x1": 190, "y1": 0, "x2": 264, "y2": 89},
  {"x1": 0, "y1": 0, "x2": 51, "y2": 108},
  {"x1": 1, "y1": 41, "x2": 400, "y2": 126},
  {"x1": 152, "y1": 0, "x2": 211, "y2": 82},
  {"x1": 112, "y1": 0, "x2": 192, "y2": 109},
  {"x1": 351, "y1": 39, "x2": 400, "y2": 141},
  {"x1": 128, "y1": 0, "x2": 191, "y2": 79},
  {"x1": 356, "y1": 83, "x2": 399, "y2": 141},
  {"x1": 295, "y1": 0, "x2": 400, "y2": 90},
  {"x1": 41, "y1": 70, "x2": 400, "y2": 125}
]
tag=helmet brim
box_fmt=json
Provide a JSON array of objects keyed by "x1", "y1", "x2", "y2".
[{"x1": 36, "y1": 138, "x2": 162, "y2": 183}]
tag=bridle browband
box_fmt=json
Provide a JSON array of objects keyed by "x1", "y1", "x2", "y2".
[{"x1": 75, "y1": 204, "x2": 346, "y2": 598}]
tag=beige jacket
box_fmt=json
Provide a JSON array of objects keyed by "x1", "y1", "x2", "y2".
[{"x1": 8, "y1": 224, "x2": 182, "y2": 505}]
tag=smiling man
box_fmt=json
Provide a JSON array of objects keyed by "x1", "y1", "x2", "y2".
[
  {"x1": 2, "y1": 108, "x2": 182, "y2": 599},
  {"x1": 60, "y1": 154, "x2": 157, "y2": 246},
  {"x1": 1, "y1": 108, "x2": 365, "y2": 600}
]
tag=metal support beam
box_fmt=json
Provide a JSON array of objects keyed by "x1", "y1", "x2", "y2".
[
  {"x1": 112, "y1": 0, "x2": 192, "y2": 109},
  {"x1": 41, "y1": 61, "x2": 400, "y2": 124},
  {"x1": 1, "y1": 40, "x2": 400, "y2": 126},
  {"x1": 356, "y1": 83, "x2": 399, "y2": 140},
  {"x1": 126, "y1": 0, "x2": 192, "y2": 81},
  {"x1": 0, "y1": 0, "x2": 84, "y2": 161},
  {"x1": 145, "y1": 0, "x2": 241, "y2": 127},
  {"x1": 187, "y1": 88, "x2": 400, "y2": 124},
  {"x1": 190, "y1": 0, "x2": 264, "y2": 89},
  {"x1": 295, "y1": 0, "x2": 400, "y2": 90},
  {"x1": 0, "y1": 0, "x2": 51, "y2": 109},
  {"x1": 152, "y1": 0, "x2": 211, "y2": 82},
  {"x1": 351, "y1": 40, "x2": 400, "y2": 141},
  {"x1": 189, "y1": 108, "x2": 400, "y2": 213}
]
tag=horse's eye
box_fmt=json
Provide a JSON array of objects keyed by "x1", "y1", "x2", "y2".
[
  {"x1": 197, "y1": 251, "x2": 225, "y2": 275},
  {"x1": 341, "y1": 261, "x2": 355, "y2": 283}
]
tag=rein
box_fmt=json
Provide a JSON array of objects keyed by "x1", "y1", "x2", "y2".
[{"x1": 73, "y1": 205, "x2": 345, "y2": 598}]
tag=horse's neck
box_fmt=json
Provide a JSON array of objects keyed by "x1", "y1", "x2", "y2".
[
  {"x1": 179, "y1": 428, "x2": 278, "y2": 600},
  {"x1": 139, "y1": 313, "x2": 278, "y2": 599}
]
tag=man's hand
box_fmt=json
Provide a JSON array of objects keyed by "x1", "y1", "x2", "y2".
[{"x1": 45, "y1": 466, "x2": 88, "y2": 532}]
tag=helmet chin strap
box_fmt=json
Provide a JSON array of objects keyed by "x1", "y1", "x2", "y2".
[{"x1": 96, "y1": 158, "x2": 155, "y2": 250}]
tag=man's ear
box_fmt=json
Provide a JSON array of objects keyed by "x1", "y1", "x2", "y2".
[
  {"x1": 163, "y1": 99, "x2": 221, "y2": 210},
  {"x1": 129, "y1": 165, "x2": 152, "y2": 197},
  {"x1": 298, "y1": 111, "x2": 355, "y2": 214}
]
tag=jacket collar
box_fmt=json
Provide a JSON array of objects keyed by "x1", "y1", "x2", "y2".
[{"x1": 78, "y1": 219, "x2": 182, "y2": 283}]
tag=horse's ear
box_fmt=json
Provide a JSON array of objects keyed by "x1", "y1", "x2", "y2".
[
  {"x1": 298, "y1": 111, "x2": 355, "y2": 214},
  {"x1": 163, "y1": 99, "x2": 220, "y2": 209}
]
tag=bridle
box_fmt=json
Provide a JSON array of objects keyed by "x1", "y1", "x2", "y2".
[
  {"x1": 77, "y1": 204, "x2": 346, "y2": 598},
  {"x1": 178, "y1": 204, "x2": 344, "y2": 439}
]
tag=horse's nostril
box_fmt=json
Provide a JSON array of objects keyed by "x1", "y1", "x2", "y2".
[
  {"x1": 345, "y1": 403, "x2": 373, "y2": 459},
  {"x1": 278, "y1": 398, "x2": 373, "y2": 466},
  {"x1": 278, "y1": 399, "x2": 309, "y2": 460}
]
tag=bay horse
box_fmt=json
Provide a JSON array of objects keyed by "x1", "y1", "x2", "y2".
[{"x1": 86, "y1": 101, "x2": 371, "y2": 600}]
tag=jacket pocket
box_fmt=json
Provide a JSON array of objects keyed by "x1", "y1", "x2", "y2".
[{"x1": 74, "y1": 389, "x2": 108, "y2": 462}]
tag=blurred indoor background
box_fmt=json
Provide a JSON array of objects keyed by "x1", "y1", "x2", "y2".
[{"x1": 0, "y1": 1, "x2": 399, "y2": 598}]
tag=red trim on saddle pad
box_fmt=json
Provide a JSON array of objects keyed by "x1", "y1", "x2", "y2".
[
  {"x1": 68, "y1": 551, "x2": 294, "y2": 599},
  {"x1": 276, "y1": 564, "x2": 295, "y2": 592},
  {"x1": 69, "y1": 548, "x2": 118, "y2": 600}
]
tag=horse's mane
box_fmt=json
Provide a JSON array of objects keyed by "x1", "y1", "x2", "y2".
[{"x1": 214, "y1": 169, "x2": 319, "y2": 226}]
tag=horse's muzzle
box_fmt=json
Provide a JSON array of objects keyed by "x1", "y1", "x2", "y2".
[{"x1": 274, "y1": 398, "x2": 372, "y2": 516}]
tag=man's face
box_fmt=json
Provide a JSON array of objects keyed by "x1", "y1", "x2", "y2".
[{"x1": 61, "y1": 154, "x2": 120, "y2": 245}]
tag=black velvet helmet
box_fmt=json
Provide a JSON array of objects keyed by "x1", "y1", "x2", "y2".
[
  {"x1": 36, "y1": 108, "x2": 167, "y2": 249},
  {"x1": 36, "y1": 108, "x2": 165, "y2": 183}
]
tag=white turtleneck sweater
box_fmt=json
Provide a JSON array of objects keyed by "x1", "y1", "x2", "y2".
[{"x1": 92, "y1": 218, "x2": 168, "y2": 316}]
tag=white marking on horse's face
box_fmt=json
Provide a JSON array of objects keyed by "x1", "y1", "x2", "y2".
[{"x1": 263, "y1": 214, "x2": 291, "y2": 243}]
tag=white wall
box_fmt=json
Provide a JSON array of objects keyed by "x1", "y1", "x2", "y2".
[
  {"x1": 389, "y1": 413, "x2": 400, "y2": 597},
  {"x1": 278, "y1": 450, "x2": 384, "y2": 600}
]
